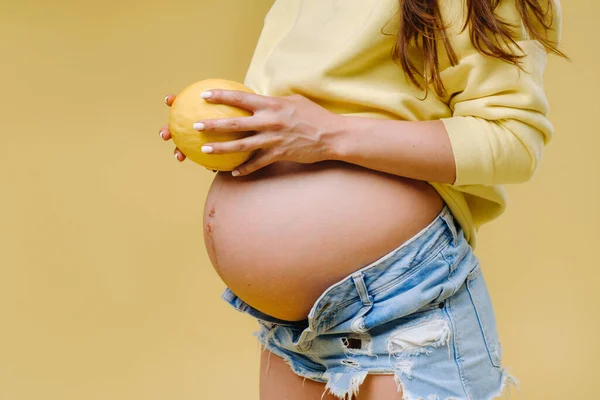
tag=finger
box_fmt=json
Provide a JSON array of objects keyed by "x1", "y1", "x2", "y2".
[
  {"x1": 202, "y1": 89, "x2": 280, "y2": 112},
  {"x1": 164, "y1": 94, "x2": 176, "y2": 107},
  {"x1": 174, "y1": 148, "x2": 187, "y2": 162},
  {"x1": 159, "y1": 126, "x2": 172, "y2": 140},
  {"x1": 194, "y1": 116, "x2": 278, "y2": 133},
  {"x1": 232, "y1": 150, "x2": 278, "y2": 177},
  {"x1": 202, "y1": 133, "x2": 274, "y2": 155}
]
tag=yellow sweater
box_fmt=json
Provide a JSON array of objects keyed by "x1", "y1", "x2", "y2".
[{"x1": 242, "y1": 0, "x2": 562, "y2": 249}]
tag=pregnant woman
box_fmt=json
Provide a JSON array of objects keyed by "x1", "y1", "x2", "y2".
[{"x1": 158, "y1": 0, "x2": 564, "y2": 398}]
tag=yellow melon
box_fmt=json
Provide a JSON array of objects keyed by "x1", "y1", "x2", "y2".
[{"x1": 168, "y1": 78, "x2": 257, "y2": 171}]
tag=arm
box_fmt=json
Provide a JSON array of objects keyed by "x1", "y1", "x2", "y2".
[
  {"x1": 327, "y1": 42, "x2": 560, "y2": 187},
  {"x1": 327, "y1": 0, "x2": 562, "y2": 187},
  {"x1": 324, "y1": 118, "x2": 457, "y2": 184}
]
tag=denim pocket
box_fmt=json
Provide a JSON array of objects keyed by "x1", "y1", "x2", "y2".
[{"x1": 465, "y1": 264, "x2": 502, "y2": 368}]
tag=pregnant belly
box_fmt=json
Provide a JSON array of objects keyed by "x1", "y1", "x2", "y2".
[{"x1": 203, "y1": 160, "x2": 444, "y2": 321}]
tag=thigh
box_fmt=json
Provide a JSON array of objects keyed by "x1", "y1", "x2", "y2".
[
  {"x1": 259, "y1": 343, "x2": 404, "y2": 400},
  {"x1": 259, "y1": 344, "x2": 337, "y2": 400},
  {"x1": 355, "y1": 374, "x2": 404, "y2": 400}
]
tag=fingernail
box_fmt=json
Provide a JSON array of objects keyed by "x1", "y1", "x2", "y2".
[
  {"x1": 164, "y1": 96, "x2": 169, "y2": 104},
  {"x1": 193, "y1": 122, "x2": 205, "y2": 131},
  {"x1": 232, "y1": 170, "x2": 240, "y2": 176},
  {"x1": 159, "y1": 130, "x2": 164, "y2": 138},
  {"x1": 174, "y1": 153, "x2": 180, "y2": 161},
  {"x1": 201, "y1": 145, "x2": 213, "y2": 153},
  {"x1": 200, "y1": 91, "x2": 212, "y2": 99}
]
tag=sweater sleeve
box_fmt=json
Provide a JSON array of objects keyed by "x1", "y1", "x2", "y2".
[{"x1": 437, "y1": 0, "x2": 563, "y2": 187}]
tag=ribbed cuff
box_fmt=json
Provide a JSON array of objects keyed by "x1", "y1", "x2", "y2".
[{"x1": 440, "y1": 116, "x2": 494, "y2": 187}]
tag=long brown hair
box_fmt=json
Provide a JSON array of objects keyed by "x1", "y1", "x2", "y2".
[{"x1": 390, "y1": 0, "x2": 567, "y2": 98}]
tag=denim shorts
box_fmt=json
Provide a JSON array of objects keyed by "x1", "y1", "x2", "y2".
[{"x1": 221, "y1": 205, "x2": 518, "y2": 400}]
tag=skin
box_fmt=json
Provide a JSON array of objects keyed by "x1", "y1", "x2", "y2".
[{"x1": 158, "y1": 90, "x2": 451, "y2": 399}]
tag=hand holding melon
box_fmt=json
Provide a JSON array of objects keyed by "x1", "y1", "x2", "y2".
[
  {"x1": 160, "y1": 77, "x2": 341, "y2": 177},
  {"x1": 162, "y1": 79, "x2": 258, "y2": 171}
]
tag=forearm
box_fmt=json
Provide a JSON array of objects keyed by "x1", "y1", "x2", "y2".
[{"x1": 325, "y1": 115, "x2": 457, "y2": 184}]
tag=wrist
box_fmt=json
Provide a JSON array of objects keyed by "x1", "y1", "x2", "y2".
[{"x1": 321, "y1": 113, "x2": 349, "y2": 161}]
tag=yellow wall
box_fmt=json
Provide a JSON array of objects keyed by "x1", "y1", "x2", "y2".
[{"x1": 0, "y1": 0, "x2": 596, "y2": 399}]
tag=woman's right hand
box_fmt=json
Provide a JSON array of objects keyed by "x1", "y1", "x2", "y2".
[{"x1": 159, "y1": 94, "x2": 217, "y2": 172}]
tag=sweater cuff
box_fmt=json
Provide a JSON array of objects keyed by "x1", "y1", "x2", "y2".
[{"x1": 441, "y1": 116, "x2": 495, "y2": 187}]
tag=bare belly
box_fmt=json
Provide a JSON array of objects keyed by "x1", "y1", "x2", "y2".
[{"x1": 203, "y1": 160, "x2": 444, "y2": 321}]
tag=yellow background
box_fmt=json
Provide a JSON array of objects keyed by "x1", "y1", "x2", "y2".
[{"x1": 1, "y1": 0, "x2": 597, "y2": 399}]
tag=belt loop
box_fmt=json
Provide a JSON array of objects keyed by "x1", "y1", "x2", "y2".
[
  {"x1": 351, "y1": 272, "x2": 372, "y2": 306},
  {"x1": 439, "y1": 206, "x2": 458, "y2": 246}
]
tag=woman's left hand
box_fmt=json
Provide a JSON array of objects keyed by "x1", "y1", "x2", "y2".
[{"x1": 193, "y1": 90, "x2": 341, "y2": 176}]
